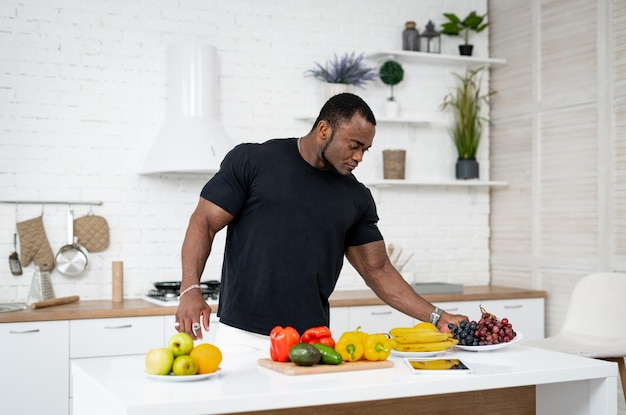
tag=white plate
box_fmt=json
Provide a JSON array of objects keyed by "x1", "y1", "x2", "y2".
[
  {"x1": 455, "y1": 332, "x2": 524, "y2": 352},
  {"x1": 145, "y1": 368, "x2": 221, "y2": 382},
  {"x1": 390, "y1": 349, "x2": 447, "y2": 358}
]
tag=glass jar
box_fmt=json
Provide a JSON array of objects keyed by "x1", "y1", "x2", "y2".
[{"x1": 402, "y1": 21, "x2": 419, "y2": 51}]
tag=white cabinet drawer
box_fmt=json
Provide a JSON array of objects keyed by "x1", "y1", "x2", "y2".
[
  {"x1": 70, "y1": 316, "x2": 163, "y2": 358},
  {"x1": 431, "y1": 300, "x2": 483, "y2": 322},
  {"x1": 347, "y1": 305, "x2": 413, "y2": 334},
  {"x1": 480, "y1": 298, "x2": 545, "y2": 342},
  {"x1": 330, "y1": 307, "x2": 349, "y2": 336},
  {"x1": 1, "y1": 321, "x2": 69, "y2": 415}
]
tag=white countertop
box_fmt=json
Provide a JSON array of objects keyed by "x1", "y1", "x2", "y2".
[{"x1": 71, "y1": 345, "x2": 618, "y2": 415}]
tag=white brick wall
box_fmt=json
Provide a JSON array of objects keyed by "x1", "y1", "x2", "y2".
[{"x1": 0, "y1": 0, "x2": 491, "y2": 302}]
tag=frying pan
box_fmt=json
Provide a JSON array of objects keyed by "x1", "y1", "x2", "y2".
[{"x1": 55, "y1": 208, "x2": 89, "y2": 276}]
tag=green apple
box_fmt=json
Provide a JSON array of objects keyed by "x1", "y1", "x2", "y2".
[
  {"x1": 145, "y1": 347, "x2": 174, "y2": 375},
  {"x1": 168, "y1": 332, "x2": 194, "y2": 356},
  {"x1": 172, "y1": 355, "x2": 198, "y2": 376}
]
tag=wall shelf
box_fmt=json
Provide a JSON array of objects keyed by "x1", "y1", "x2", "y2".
[
  {"x1": 365, "y1": 179, "x2": 508, "y2": 188},
  {"x1": 365, "y1": 50, "x2": 507, "y2": 67}
]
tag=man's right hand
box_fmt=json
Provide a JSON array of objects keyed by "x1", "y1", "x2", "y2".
[{"x1": 175, "y1": 289, "x2": 212, "y2": 340}]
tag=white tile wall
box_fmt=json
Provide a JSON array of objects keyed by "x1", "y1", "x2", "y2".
[{"x1": 0, "y1": 0, "x2": 492, "y2": 302}]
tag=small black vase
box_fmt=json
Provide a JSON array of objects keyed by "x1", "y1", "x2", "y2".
[
  {"x1": 459, "y1": 44, "x2": 474, "y2": 56},
  {"x1": 456, "y1": 158, "x2": 479, "y2": 179}
]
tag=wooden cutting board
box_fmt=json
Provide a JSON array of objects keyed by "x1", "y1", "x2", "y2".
[{"x1": 257, "y1": 358, "x2": 393, "y2": 376}]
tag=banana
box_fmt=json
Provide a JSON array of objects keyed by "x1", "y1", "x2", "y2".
[
  {"x1": 390, "y1": 338, "x2": 458, "y2": 352},
  {"x1": 413, "y1": 322, "x2": 439, "y2": 331},
  {"x1": 407, "y1": 359, "x2": 461, "y2": 370},
  {"x1": 389, "y1": 328, "x2": 452, "y2": 344}
]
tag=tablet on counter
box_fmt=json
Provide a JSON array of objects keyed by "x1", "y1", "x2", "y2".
[{"x1": 404, "y1": 358, "x2": 472, "y2": 374}]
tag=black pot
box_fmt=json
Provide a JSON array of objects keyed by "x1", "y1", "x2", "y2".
[
  {"x1": 456, "y1": 158, "x2": 479, "y2": 179},
  {"x1": 459, "y1": 44, "x2": 474, "y2": 56}
]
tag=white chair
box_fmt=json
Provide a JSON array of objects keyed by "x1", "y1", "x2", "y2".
[{"x1": 527, "y1": 272, "x2": 626, "y2": 400}]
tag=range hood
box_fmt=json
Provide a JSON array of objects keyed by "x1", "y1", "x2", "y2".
[{"x1": 140, "y1": 43, "x2": 234, "y2": 175}]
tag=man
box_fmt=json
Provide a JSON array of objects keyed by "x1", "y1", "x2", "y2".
[{"x1": 175, "y1": 93, "x2": 467, "y2": 343}]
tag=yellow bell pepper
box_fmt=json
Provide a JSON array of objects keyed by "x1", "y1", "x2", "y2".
[
  {"x1": 354, "y1": 326, "x2": 369, "y2": 344},
  {"x1": 362, "y1": 333, "x2": 391, "y2": 361},
  {"x1": 335, "y1": 331, "x2": 364, "y2": 361}
]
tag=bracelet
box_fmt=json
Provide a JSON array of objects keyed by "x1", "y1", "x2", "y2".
[
  {"x1": 178, "y1": 284, "x2": 201, "y2": 299},
  {"x1": 429, "y1": 306, "x2": 444, "y2": 327}
]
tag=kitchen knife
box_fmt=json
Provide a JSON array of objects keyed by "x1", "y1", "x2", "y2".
[{"x1": 31, "y1": 295, "x2": 80, "y2": 309}]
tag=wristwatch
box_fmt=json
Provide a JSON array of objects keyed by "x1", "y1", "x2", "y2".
[{"x1": 429, "y1": 307, "x2": 444, "y2": 327}]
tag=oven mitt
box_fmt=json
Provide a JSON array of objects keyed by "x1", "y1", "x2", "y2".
[
  {"x1": 74, "y1": 213, "x2": 110, "y2": 252},
  {"x1": 16, "y1": 215, "x2": 55, "y2": 272}
]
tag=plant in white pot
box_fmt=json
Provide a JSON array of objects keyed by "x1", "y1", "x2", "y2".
[
  {"x1": 379, "y1": 60, "x2": 404, "y2": 118},
  {"x1": 440, "y1": 66, "x2": 495, "y2": 179},
  {"x1": 440, "y1": 11, "x2": 489, "y2": 56},
  {"x1": 305, "y1": 52, "x2": 378, "y2": 100}
]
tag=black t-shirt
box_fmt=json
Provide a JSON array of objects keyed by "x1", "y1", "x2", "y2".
[{"x1": 201, "y1": 138, "x2": 383, "y2": 335}]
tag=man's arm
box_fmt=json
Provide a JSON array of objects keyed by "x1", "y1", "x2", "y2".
[
  {"x1": 175, "y1": 197, "x2": 234, "y2": 340},
  {"x1": 345, "y1": 240, "x2": 467, "y2": 332}
]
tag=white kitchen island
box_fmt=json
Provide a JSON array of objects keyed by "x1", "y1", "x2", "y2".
[{"x1": 72, "y1": 345, "x2": 617, "y2": 415}]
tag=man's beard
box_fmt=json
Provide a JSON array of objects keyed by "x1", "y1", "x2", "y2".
[{"x1": 320, "y1": 132, "x2": 342, "y2": 176}]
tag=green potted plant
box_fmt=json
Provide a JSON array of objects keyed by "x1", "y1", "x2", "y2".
[
  {"x1": 305, "y1": 52, "x2": 378, "y2": 100},
  {"x1": 440, "y1": 11, "x2": 489, "y2": 56},
  {"x1": 440, "y1": 67, "x2": 495, "y2": 179},
  {"x1": 379, "y1": 60, "x2": 404, "y2": 117}
]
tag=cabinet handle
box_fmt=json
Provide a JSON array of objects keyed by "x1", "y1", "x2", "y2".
[
  {"x1": 9, "y1": 329, "x2": 40, "y2": 334},
  {"x1": 444, "y1": 307, "x2": 458, "y2": 312},
  {"x1": 370, "y1": 311, "x2": 392, "y2": 316},
  {"x1": 104, "y1": 324, "x2": 133, "y2": 329},
  {"x1": 504, "y1": 304, "x2": 523, "y2": 309}
]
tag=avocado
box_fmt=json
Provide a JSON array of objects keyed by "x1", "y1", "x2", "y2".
[{"x1": 288, "y1": 343, "x2": 321, "y2": 366}]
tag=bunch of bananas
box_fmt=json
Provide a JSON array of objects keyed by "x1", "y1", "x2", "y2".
[{"x1": 389, "y1": 322, "x2": 458, "y2": 352}]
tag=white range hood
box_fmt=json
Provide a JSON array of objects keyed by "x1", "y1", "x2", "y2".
[{"x1": 140, "y1": 43, "x2": 234, "y2": 175}]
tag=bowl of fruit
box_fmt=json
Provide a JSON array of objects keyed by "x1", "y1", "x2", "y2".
[
  {"x1": 144, "y1": 333, "x2": 223, "y2": 381},
  {"x1": 449, "y1": 306, "x2": 522, "y2": 351}
]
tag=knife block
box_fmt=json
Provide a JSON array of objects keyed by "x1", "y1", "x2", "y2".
[{"x1": 26, "y1": 265, "x2": 55, "y2": 305}]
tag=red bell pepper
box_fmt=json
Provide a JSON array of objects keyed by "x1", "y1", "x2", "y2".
[
  {"x1": 300, "y1": 326, "x2": 336, "y2": 349},
  {"x1": 269, "y1": 326, "x2": 300, "y2": 362}
]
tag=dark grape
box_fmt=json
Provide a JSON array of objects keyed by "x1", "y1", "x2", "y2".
[{"x1": 450, "y1": 307, "x2": 517, "y2": 347}]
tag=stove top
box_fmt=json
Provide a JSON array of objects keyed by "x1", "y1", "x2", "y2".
[{"x1": 143, "y1": 281, "x2": 220, "y2": 307}]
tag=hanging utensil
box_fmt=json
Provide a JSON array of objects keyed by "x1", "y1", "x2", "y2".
[
  {"x1": 9, "y1": 233, "x2": 22, "y2": 276},
  {"x1": 54, "y1": 207, "x2": 89, "y2": 276},
  {"x1": 9, "y1": 205, "x2": 23, "y2": 275}
]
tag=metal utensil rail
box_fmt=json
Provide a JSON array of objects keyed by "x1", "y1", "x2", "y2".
[{"x1": 0, "y1": 200, "x2": 103, "y2": 206}]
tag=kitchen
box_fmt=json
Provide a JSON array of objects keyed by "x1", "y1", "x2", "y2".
[{"x1": 1, "y1": 0, "x2": 625, "y2": 414}]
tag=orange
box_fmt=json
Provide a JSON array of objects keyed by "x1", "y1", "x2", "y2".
[{"x1": 189, "y1": 343, "x2": 222, "y2": 374}]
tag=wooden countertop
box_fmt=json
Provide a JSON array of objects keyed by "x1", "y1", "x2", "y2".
[{"x1": 0, "y1": 285, "x2": 546, "y2": 324}]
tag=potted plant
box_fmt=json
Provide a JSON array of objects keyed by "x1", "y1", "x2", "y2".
[
  {"x1": 440, "y1": 67, "x2": 495, "y2": 179},
  {"x1": 379, "y1": 60, "x2": 404, "y2": 117},
  {"x1": 440, "y1": 11, "x2": 489, "y2": 56},
  {"x1": 305, "y1": 52, "x2": 378, "y2": 99}
]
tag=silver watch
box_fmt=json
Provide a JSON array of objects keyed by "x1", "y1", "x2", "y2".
[{"x1": 429, "y1": 307, "x2": 444, "y2": 326}]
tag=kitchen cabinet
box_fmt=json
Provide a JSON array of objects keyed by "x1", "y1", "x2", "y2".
[
  {"x1": 70, "y1": 316, "x2": 164, "y2": 358},
  {"x1": 346, "y1": 304, "x2": 413, "y2": 333},
  {"x1": 329, "y1": 306, "x2": 348, "y2": 337},
  {"x1": 1, "y1": 320, "x2": 69, "y2": 415},
  {"x1": 478, "y1": 298, "x2": 545, "y2": 341},
  {"x1": 69, "y1": 316, "x2": 164, "y2": 413}
]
